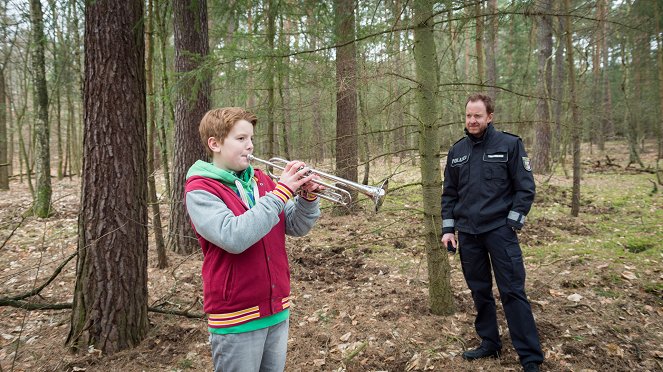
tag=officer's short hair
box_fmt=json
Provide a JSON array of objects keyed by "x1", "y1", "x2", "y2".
[{"x1": 466, "y1": 94, "x2": 494, "y2": 114}]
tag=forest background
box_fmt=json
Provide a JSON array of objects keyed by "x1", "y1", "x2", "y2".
[{"x1": 0, "y1": 0, "x2": 662, "y2": 371}]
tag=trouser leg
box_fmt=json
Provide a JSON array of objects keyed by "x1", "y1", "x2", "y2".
[
  {"x1": 209, "y1": 319, "x2": 289, "y2": 372},
  {"x1": 259, "y1": 318, "x2": 289, "y2": 372},
  {"x1": 458, "y1": 232, "x2": 501, "y2": 351},
  {"x1": 484, "y1": 225, "x2": 544, "y2": 365}
]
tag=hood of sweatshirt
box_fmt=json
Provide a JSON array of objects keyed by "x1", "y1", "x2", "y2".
[{"x1": 186, "y1": 160, "x2": 255, "y2": 196}]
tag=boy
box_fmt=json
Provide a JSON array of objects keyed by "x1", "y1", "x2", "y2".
[{"x1": 185, "y1": 107, "x2": 322, "y2": 372}]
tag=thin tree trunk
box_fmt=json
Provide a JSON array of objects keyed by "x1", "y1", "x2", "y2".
[
  {"x1": 266, "y1": 0, "x2": 277, "y2": 158},
  {"x1": 155, "y1": 0, "x2": 172, "y2": 198},
  {"x1": 146, "y1": 0, "x2": 168, "y2": 269},
  {"x1": 306, "y1": 1, "x2": 323, "y2": 162},
  {"x1": 533, "y1": 0, "x2": 552, "y2": 174},
  {"x1": 30, "y1": 0, "x2": 52, "y2": 217},
  {"x1": 334, "y1": 0, "x2": 359, "y2": 212},
  {"x1": 412, "y1": 0, "x2": 454, "y2": 316},
  {"x1": 656, "y1": 2, "x2": 663, "y2": 160},
  {"x1": 68, "y1": 0, "x2": 149, "y2": 354},
  {"x1": 0, "y1": 67, "x2": 7, "y2": 189},
  {"x1": 475, "y1": 1, "x2": 484, "y2": 84},
  {"x1": 564, "y1": 0, "x2": 581, "y2": 217},
  {"x1": 552, "y1": 6, "x2": 565, "y2": 161},
  {"x1": 169, "y1": 0, "x2": 211, "y2": 254},
  {"x1": 601, "y1": 0, "x2": 613, "y2": 147},
  {"x1": 485, "y1": 0, "x2": 498, "y2": 101}
]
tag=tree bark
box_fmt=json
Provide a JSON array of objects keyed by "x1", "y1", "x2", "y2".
[
  {"x1": 600, "y1": 0, "x2": 614, "y2": 148},
  {"x1": 533, "y1": 0, "x2": 552, "y2": 174},
  {"x1": 266, "y1": 0, "x2": 277, "y2": 158},
  {"x1": 334, "y1": 0, "x2": 359, "y2": 211},
  {"x1": 475, "y1": 1, "x2": 484, "y2": 84},
  {"x1": 485, "y1": 0, "x2": 498, "y2": 101},
  {"x1": 146, "y1": 0, "x2": 168, "y2": 269},
  {"x1": 169, "y1": 0, "x2": 211, "y2": 254},
  {"x1": 30, "y1": 0, "x2": 52, "y2": 217},
  {"x1": 656, "y1": 2, "x2": 663, "y2": 160},
  {"x1": 68, "y1": 0, "x2": 149, "y2": 354},
  {"x1": 412, "y1": 0, "x2": 454, "y2": 316},
  {"x1": 155, "y1": 0, "x2": 173, "y2": 198},
  {"x1": 552, "y1": 8, "x2": 565, "y2": 161},
  {"x1": 564, "y1": 0, "x2": 581, "y2": 217},
  {"x1": 0, "y1": 67, "x2": 7, "y2": 189}
]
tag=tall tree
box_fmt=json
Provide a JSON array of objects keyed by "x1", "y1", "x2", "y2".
[
  {"x1": 146, "y1": 0, "x2": 168, "y2": 269},
  {"x1": 68, "y1": 0, "x2": 149, "y2": 354},
  {"x1": 334, "y1": 0, "x2": 359, "y2": 208},
  {"x1": 552, "y1": 6, "x2": 565, "y2": 161},
  {"x1": 266, "y1": 0, "x2": 277, "y2": 158},
  {"x1": 485, "y1": 0, "x2": 498, "y2": 101},
  {"x1": 30, "y1": 0, "x2": 52, "y2": 217},
  {"x1": 533, "y1": 0, "x2": 552, "y2": 173},
  {"x1": 155, "y1": 0, "x2": 173, "y2": 197},
  {"x1": 475, "y1": 1, "x2": 484, "y2": 84},
  {"x1": 0, "y1": 66, "x2": 6, "y2": 190},
  {"x1": 656, "y1": 1, "x2": 663, "y2": 160},
  {"x1": 169, "y1": 0, "x2": 211, "y2": 254},
  {"x1": 564, "y1": 0, "x2": 581, "y2": 217},
  {"x1": 412, "y1": 0, "x2": 454, "y2": 315},
  {"x1": 600, "y1": 0, "x2": 614, "y2": 150}
]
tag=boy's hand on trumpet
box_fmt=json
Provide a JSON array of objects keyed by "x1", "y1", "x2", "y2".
[{"x1": 278, "y1": 161, "x2": 316, "y2": 192}]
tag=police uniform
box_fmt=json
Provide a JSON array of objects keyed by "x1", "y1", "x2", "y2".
[{"x1": 441, "y1": 123, "x2": 544, "y2": 366}]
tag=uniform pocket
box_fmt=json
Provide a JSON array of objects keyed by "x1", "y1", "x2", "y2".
[{"x1": 483, "y1": 147, "x2": 508, "y2": 181}]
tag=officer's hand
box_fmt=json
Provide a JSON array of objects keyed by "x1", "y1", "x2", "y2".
[
  {"x1": 442, "y1": 233, "x2": 457, "y2": 254},
  {"x1": 506, "y1": 218, "x2": 523, "y2": 231}
]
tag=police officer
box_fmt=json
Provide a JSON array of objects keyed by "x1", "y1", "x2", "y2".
[{"x1": 441, "y1": 94, "x2": 544, "y2": 372}]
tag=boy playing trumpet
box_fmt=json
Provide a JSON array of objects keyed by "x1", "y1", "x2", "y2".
[{"x1": 185, "y1": 107, "x2": 322, "y2": 372}]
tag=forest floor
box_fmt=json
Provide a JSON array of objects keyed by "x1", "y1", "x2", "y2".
[{"x1": 1, "y1": 140, "x2": 662, "y2": 372}]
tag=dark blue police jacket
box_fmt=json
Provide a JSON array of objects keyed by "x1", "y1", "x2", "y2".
[{"x1": 441, "y1": 123, "x2": 535, "y2": 235}]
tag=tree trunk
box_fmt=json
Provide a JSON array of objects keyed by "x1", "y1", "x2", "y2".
[
  {"x1": 306, "y1": 1, "x2": 323, "y2": 162},
  {"x1": 552, "y1": 8, "x2": 565, "y2": 162},
  {"x1": 601, "y1": 0, "x2": 614, "y2": 148},
  {"x1": 564, "y1": 0, "x2": 581, "y2": 217},
  {"x1": 656, "y1": 2, "x2": 663, "y2": 160},
  {"x1": 412, "y1": 0, "x2": 454, "y2": 316},
  {"x1": 533, "y1": 0, "x2": 552, "y2": 174},
  {"x1": 485, "y1": 0, "x2": 498, "y2": 101},
  {"x1": 475, "y1": 1, "x2": 484, "y2": 84},
  {"x1": 146, "y1": 0, "x2": 168, "y2": 269},
  {"x1": 0, "y1": 67, "x2": 7, "y2": 190},
  {"x1": 169, "y1": 0, "x2": 211, "y2": 254},
  {"x1": 266, "y1": 0, "x2": 277, "y2": 158},
  {"x1": 48, "y1": 0, "x2": 64, "y2": 180},
  {"x1": 155, "y1": 0, "x2": 172, "y2": 198},
  {"x1": 67, "y1": 0, "x2": 149, "y2": 354},
  {"x1": 334, "y1": 0, "x2": 359, "y2": 211},
  {"x1": 30, "y1": 0, "x2": 52, "y2": 217}
]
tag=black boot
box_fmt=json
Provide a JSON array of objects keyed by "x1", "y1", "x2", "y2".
[
  {"x1": 523, "y1": 362, "x2": 540, "y2": 372},
  {"x1": 461, "y1": 347, "x2": 501, "y2": 361}
]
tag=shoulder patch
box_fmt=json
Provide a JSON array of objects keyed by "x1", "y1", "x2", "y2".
[
  {"x1": 522, "y1": 157, "x2": 532, "y2": 172},
  {"x1": 501, "y1": 131, "x2": 521, "y2": 138}
]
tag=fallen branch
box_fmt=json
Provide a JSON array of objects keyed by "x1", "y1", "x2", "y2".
[
  {"x1": 0, "y1": 214, "x2": 27, "y2": 251},
  {"x1": 147, "y1": 306, "x2": 205, "y2": 319},
  {"x1": 0, "y1": 299, "x2": 205, "y2": 319},
  {"x1": 4, "y1": 252, "x2": 77, "y2": 302},
  {"x1": 565, "y1": 303, "x2": 596, "y2": 312},
  {"x1": 0, "y1": 299, "x2": 72, "y2": 310}
]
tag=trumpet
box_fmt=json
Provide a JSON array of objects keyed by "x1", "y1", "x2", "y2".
[{"x1": 247, "y1": 154, "x2": 389, "y2": 212}]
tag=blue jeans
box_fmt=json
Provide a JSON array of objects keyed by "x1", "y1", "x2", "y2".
[{"x1": 209, "y1": 318, "x2": 289, "y2": 372}]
